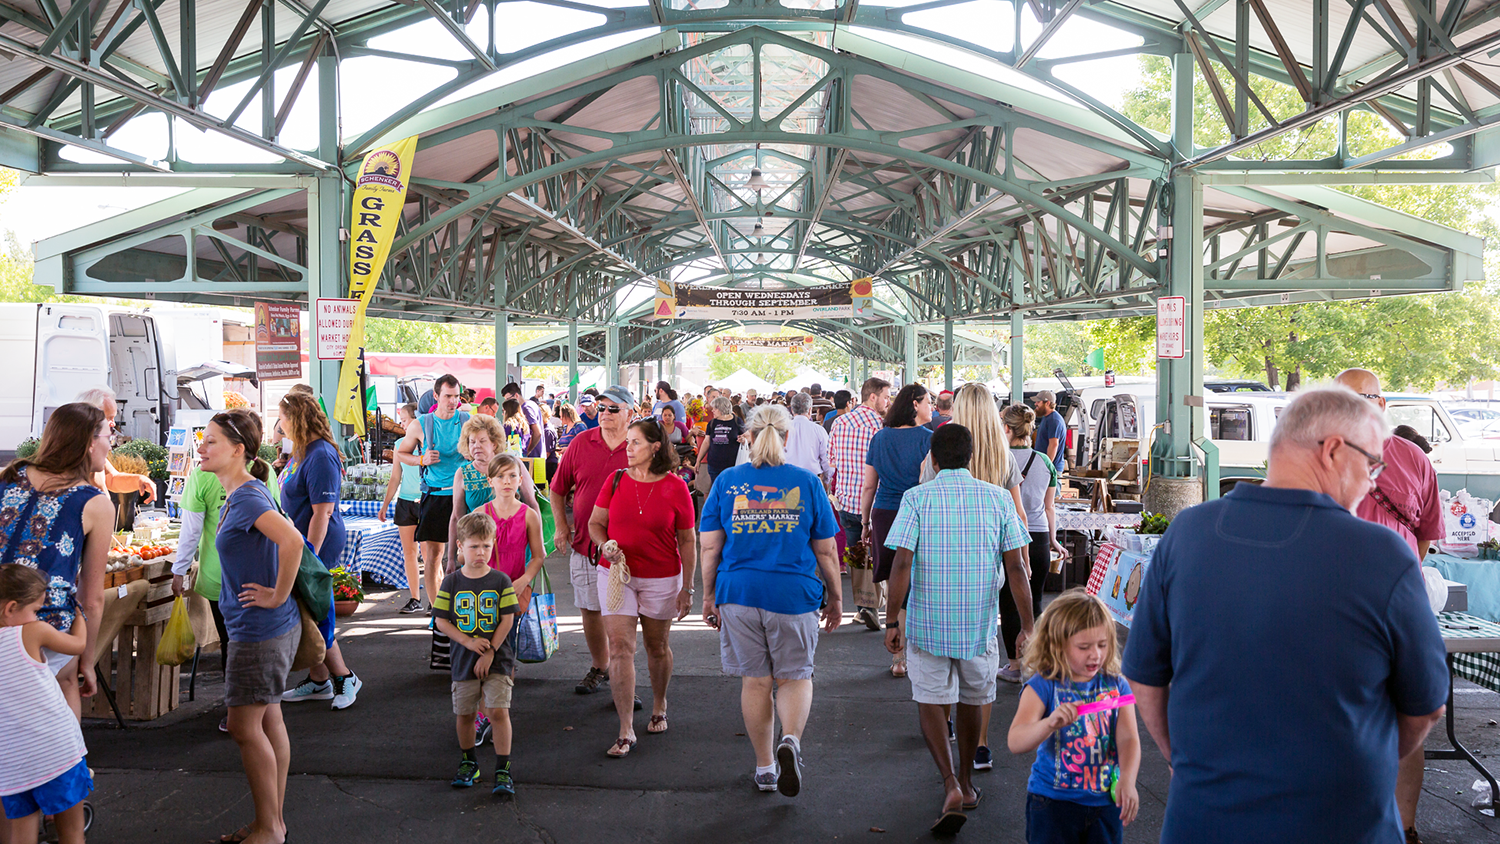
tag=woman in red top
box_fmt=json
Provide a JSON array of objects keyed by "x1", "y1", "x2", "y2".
[{"x1": 588, "y1": 418, "x2": 697, "y2": 757}]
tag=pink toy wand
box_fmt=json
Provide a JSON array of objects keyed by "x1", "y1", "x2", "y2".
[{"x1": 1075, "y1": 694, "x2": 1135, "y2": 716}]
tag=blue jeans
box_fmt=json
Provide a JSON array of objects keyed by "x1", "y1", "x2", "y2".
[
  {"x1": 837, "y1": 509, "x2": 863, "y2": 543},
  {"x1": 1026, "y1": 793, "x2": 1123, "y2": 844}
]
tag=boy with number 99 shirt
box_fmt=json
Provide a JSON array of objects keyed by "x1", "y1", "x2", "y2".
[{"x1": 434, "y1": 513, "x2": 521, "y2": 795}]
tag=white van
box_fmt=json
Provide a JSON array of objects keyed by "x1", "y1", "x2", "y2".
[{"x1": 0, "y1": 303, "x2": 245, "y2": 454}]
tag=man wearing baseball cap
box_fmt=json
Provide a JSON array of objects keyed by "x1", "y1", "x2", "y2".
[
  {"x1": 550, "y1": 385, "x2": 635, "y2": 694},
  {"x1": 578, "y1": 393, "x2": 601, "y2": 430},
  {"x1": 1033, "y1": 390, "x2": 1066, "y2": 474}
]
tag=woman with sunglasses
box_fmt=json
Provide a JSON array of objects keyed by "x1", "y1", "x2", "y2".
[{"x1": 587, "y1": 416, "x2": 697, "y2": 757}]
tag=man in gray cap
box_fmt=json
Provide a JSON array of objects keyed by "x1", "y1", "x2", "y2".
[
  {"x1": 550, "y1": 385, "x2": 635, "y2": 694},
  {"x1": 1033, "y1": 390, "x2": 1066, "y2": 474}
]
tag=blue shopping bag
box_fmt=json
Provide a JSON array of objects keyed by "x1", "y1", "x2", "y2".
[{"x1": 515, "y1": 564, "x2": 558, "y2": 664}]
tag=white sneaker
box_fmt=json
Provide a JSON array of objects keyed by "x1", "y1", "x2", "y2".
[
  {"x1": 998, "y1": 663, "x2": 1022, "y2": 684},
  {"x1": 282, "y1": 677, "x2": 333, "y2": 702},
  {"x1": 331, "y1": 673, "x2": 362, "y2": 710}
]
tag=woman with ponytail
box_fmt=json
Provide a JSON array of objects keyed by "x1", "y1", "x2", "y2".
[
  {"x1": 198, "y1": 408, "x2": 305, "y2": 844},
  {"x1": 699, "y1": 405, "x2": 843, "y2": 795}
]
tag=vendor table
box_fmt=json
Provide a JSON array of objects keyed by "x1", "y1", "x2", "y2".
[
  {"x1": 1054, "y1": 511, "x2": 1142, "y2": 532},
  {"x1": 1427, "y1": 554, "x2": 1500, "y2": 623},
  {"x1": 339, "y1": 500, "x2": 384, "y2": 519},
  {"x1": 1431, "y1": 612, "x2": 1500, "y2": 808},
  {"x1": 337, "y1": 516, "x2": 410, "y2": 589}
]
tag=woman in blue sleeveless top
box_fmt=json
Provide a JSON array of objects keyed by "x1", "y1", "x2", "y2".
[{"x1": 0, "y1": 402, "x2": 116, "y2": 714}]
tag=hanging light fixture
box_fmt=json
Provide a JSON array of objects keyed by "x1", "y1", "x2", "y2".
[
  {"x1": 752, "y1": 219, "x2": 765, "y2": 239},
  {"x1": 756, "y1": 252, "x2": 765, "y2": 262},
  {"x1": 747, "y1": 168, "x2": 768, "y2": 191}
]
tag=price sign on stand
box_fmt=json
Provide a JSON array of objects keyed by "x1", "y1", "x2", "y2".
[
  {"x1": 1156, "y1": 296, "x2": 1186, "y2": 359},
  {"x1": 316, "y1": 298, "x2": 359, "y2": 360}
]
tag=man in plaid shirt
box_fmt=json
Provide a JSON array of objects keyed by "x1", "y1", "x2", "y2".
[
  {"x1": 827, "y1": 376, "x2": 892, "y2": 629},
  {"x1": 883, "y1": 423, "x2": 1033, "y2": 832}
]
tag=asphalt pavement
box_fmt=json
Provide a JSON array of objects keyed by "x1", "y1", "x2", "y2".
[{"x1": 82, "y1": 551, "x2": 1500, "y2": 843}]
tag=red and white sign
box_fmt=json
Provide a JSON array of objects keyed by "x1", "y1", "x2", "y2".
[
  {"x1": 315, "y1": 298, "x2": 359, "y2": 360},
  {"x1": 1156, "y1": 296, "x2": 1186, "y2": 359}
]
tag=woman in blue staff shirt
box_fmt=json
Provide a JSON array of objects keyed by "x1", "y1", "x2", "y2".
[{"x1": 276, "y1": 391, "x2": 364, "y2": 711}]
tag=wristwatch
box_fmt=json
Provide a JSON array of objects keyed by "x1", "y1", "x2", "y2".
[
  {"x1": 684, "y1": 588, "x2": 695, "y2": 595},
  {"x1": 885, "y1": 621, "x2": 899, "y2": 629}
]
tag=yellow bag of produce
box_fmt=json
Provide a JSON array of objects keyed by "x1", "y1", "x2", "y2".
[{"x1": 156, "y1": 596, "x2": 196, "y2": 666}]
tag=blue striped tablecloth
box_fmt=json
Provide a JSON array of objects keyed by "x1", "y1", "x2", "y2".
[{"x1": 336, "y1": 515, "x2": 411, "y2": 589}]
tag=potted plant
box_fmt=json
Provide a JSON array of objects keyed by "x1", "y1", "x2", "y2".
[
  {"x1": 331, "y1": 567, "x2": 364, "y2": 616},
  {"x1": 1136, "y1": 512, "x2": 1171, "y2": 554}
]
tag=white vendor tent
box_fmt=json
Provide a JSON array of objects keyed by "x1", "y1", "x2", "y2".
[{"x1": 715, "y1": 369, "x2": 778, "y2": 395}]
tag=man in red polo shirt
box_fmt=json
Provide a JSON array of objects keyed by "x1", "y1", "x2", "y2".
[
  {"x1": 1335, "y1": 367, "x2": 1445, "y2": 844},
  {"x1": 550, "y1": 385, "x2": 634, "y2": 695}
]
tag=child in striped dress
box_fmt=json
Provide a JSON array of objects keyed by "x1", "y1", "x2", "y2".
[{"x1": 0, "y1": 564, "x2": 92, "y2": 844}]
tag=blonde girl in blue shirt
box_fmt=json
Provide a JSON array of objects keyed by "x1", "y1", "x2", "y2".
[{"x1": 1008, "y1": 589, "x2": 1141, "y2": 844}]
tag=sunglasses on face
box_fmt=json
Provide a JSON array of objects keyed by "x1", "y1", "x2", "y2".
[{"x1": 599, "y1": 404, "x2": 625, "y2": 414}]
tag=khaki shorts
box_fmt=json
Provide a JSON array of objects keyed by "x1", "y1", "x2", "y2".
[
  {"x1": 717, "y1": 604, "x2": 818, "y2": 680},
  {"x1": 569, "y1": 550, "x2": 602, "y2": 612},
  {"x1": 907, "y1": 637, "x2": 999, "y2": 707},
  {"x1": 598, "y1": 571, "x2": 682, "y2": 621},
  {"x1": 452, "y1": 673, "x2": 514, "y2": 714}
]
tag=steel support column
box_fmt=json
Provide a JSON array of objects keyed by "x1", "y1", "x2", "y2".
[
  {"x1": 943, "y1": 318, "x2": 954, "y2": 393},
  {"x1": 1011, "y1": 240, "x2": 1024, "y2": 405},
  {"x1": 606, "y1": 325, "x2": 619, "y2": 387},
  {"x1": 308, "y1": 45, "x2": 343, "y2": 410},
  {"x1": 903, "y1": 323, "x2": 918, "y2": 385},
  {"x1": 568, "y1": 320, "x2": 578, "y2": 404},
  {"x1": 1152, "y1": 51, "x2": 1206, "y2": 481}
]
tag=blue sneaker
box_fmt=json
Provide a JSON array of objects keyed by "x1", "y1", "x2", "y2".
[
  {"x1": 493, "y1": 769, "x2": 515, "y2": 796},
  {"x1": 281, "y1": 677, "x2": 333, "y2": 702},
  {"x1": 451, "y1": 758, "x2": 480, "y2": 788},
  {"x1": 973, "y1": 745, "x2": 993, "y2": 771}
]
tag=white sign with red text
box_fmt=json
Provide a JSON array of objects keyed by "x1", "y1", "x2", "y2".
[
  {"x1": 1156, "y1": 296, "x2": 1186, "y2": 359},
  {"x1": 316, "y1": 298, "x2": 359, "y2": 360}
]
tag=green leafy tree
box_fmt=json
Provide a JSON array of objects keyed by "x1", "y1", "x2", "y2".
[{"x1": 1120, "y1": 58, "x2": 1500, "y2": 391}]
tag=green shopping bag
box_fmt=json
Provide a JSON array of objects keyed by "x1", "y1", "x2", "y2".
[{"x1": 535, "y1": 488, "x2": 557, "y2": 555}]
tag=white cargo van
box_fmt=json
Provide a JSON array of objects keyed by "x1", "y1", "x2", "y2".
[{"x1": 0, "y1": 303, "x2": 248, "y2": 454}]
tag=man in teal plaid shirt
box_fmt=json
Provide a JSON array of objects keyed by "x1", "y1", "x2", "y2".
[{"x1": 884, "y1": 422, "x2": 1034, "y2": 835}]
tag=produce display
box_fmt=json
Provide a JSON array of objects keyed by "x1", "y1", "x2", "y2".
[
  {"x1": 341, "y1": 463, "x2": 394, "y2": 501},
  {"x1": 1135, "y1": 512, "x2": 1171, "y2": 535},
  {"x1": 223, "y1": 390, "x2": 250, "y2": 409},
  {"x1": 108, "y1": 533, "x2": 178, "y2": 573}
]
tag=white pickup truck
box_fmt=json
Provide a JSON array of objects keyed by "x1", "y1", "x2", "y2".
[{"x1": 1079, "y1": 389, "x2": 1499, "y2": 499}]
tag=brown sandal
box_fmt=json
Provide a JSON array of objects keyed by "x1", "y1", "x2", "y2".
[
  {"x1": 606, "y1": 737, "x2": 636, "y2": 757},
  {"x1": 891, "y1": 656, "x2": 908, "y2": 678},
  {"x1": 647, "y1": 714, "x2": 668, "y2": 734}
]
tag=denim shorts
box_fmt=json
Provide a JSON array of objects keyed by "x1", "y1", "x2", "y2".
[
  {"x1": 1025, "y1": 792, "x2": 1122, "y2": 844},
  {"x1": 2, "y1": 757, "x2": 92, "y2": 819}
]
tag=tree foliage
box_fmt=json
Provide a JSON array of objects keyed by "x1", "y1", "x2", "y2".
[{"x1": 1107, "y1": 58, "x2": 1500, "y2": 391}]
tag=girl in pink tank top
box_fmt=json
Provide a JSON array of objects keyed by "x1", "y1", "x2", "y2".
[{"x1": 482, "y1": 455, "x2": 547, "y2": 607}]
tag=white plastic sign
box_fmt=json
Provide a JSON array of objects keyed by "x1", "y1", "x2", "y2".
[
  {"x1": 1157, "y1": 296, "x2": 1185, "y2": 359},
  {"x1": 316, "y1": 298, "x2": 359, "y2": 360}
]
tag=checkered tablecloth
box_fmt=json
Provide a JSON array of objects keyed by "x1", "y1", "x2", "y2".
[
  {"x1": 1055, "y1": 511, "x2": 1142, "y2": 532},
  {"x1": 339, "y1": 500, "x2": 384, "y2": 519},
  {"x1": 1438, "y1": 611, "x2": 1500, "y2": 694},
  {"x1": 336, "y1": 515, "x2": 411, "y2": 589}
]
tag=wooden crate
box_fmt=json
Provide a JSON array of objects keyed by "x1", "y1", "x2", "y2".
[
  {"x1": 85, "y1": 619, "x2": 180, "y2": 721},
  {"x1": 125, "y1": 560, "x2": 178, "y2": 626}
]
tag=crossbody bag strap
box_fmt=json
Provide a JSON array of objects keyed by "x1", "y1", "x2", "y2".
[
  {"x1": 1371, "y1": 484, "x2": 1421, "y2": 537},
  {"x1": 591, "y1": 470, "x2": 628, "y2": 566},
  {"x1": 1021, "y1": 451, "x2": 1039, "y2": 481}
]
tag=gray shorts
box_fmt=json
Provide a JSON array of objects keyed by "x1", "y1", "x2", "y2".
[
  {"x1": 718, "y1": 604, "x2": 818, "y2": 680},
  {"x1": 224, "y1": 624, "x2": 300, "y2": 707},
  {"x1": 907, "y1": 637, "x2": 999, "y2": 707},
  {"x1": 569, "y1": 550, "x2": 601, "y2": 612}
]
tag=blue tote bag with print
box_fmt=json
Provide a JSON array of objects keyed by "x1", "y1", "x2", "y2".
[{"x1": 515, "y1": 564, "x2": 558, "y2": 664}]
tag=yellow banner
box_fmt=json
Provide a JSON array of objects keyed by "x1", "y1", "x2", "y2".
[{"x1": 332, "y1": 135, "x2": 419, "y2": 434}]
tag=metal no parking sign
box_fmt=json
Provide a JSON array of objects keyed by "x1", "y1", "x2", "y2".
[{"x1": 1157, "y1": 296, "x2": 1186, "y2": 359}]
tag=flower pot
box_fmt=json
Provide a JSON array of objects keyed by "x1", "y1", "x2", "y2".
[
  {"x1": 334, "y1": 600, "x2": 360, "y2": 617},
  {"x1": 109, "y1": 491, "x2": 139, "y2": 533}
]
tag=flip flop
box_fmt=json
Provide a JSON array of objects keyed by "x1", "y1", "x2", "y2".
[
  {"x1": 931, "y1": 810, "x2": 967, "y2": 836},
  {"x1": 962, "y1": 787, "x2": 983, "y2": 811},
  {"x1": 217, "y1": 827, "x2": 251, "y2": 843},
  {"x1": 606, "y1": 737, "x2": 637, "y2": 758},
  {"x1": 647, "y1": 714, "x2": 669, "y2": 734}
]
